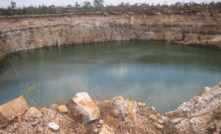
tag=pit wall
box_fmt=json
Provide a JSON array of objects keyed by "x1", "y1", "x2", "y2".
[{"x1": 0, "y1": 12, "x2": 221, "y2": 55}]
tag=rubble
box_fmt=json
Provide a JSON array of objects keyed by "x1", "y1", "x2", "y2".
[{"x1": 0, "y1": 83, "x2": 221, "y2": 133}]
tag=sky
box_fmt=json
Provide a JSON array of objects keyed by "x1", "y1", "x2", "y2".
[{"x1": 0, "y1": 0, "x2": 219, "y2": 8}]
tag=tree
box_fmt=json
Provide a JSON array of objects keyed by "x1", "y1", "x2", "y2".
[
  {"x1": 175, "y1": 2, "x2": 182, "y2": 7},
  {"x1": 11, "y1": 1, "x2": 16, "y2": 9},
  {"x1": 67, "y1": 4, "x2": 72, "y2": 9},
  {"x1": 209, "y1": 1, "x2": 215, "y2": 7},
  {"x1": 83, "y1": 1, "x2": 92, "y2": 8},
  {"x1": 93, "y1": 0, "x2": 104, "y2": 8},
  {"x1": 75, "y1": 2, "x2": 80, "y2": 8},
  {"x1": 163, "y1": 1, "x2": 168, "y2": 7},
  {"x1": 49, "y1": 5, "x2": 56, "y2": 14}
]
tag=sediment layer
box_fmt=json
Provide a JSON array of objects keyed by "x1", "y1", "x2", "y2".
[{"x1": 0, "y1": 11, "x2": 221, "y2": 58}]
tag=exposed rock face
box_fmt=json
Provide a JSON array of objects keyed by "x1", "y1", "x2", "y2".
[
  {"x1": 0, "y1": 96, "x2": 28, "y2": 128},
  {"x1": 0, "y1": 12, "x2": 221, "y2": 55},
  {"x1": 66, "y1": 92, "x2": 100, "y2": 124},
  {"x1": 164, "y1": 83, "x2": 221, "y2": 134}
]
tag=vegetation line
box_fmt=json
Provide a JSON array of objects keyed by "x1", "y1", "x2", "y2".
[{"x1": 0, "y1": 1, "x2": 220, "y2": 16}]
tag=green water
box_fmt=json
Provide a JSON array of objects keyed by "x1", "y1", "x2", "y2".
[{"x1": 0, "y1": 41, "x2": 221, "y2": 114}]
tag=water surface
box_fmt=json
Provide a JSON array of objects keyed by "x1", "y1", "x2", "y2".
[{"x1": 0, "y1": 41, "x2": 221, "y2": 114}]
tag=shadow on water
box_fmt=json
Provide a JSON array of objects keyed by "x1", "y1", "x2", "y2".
[{"x1": 0, "y1": 41, "x2": 221, "y2": 114}]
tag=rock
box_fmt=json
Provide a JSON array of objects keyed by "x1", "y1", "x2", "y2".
[
  {"x1": 208, "y1": 122, "x2": 215, "y2": 130},
  {"x1": 137, "y1": 102, "x2": 146, "y2": 107},
  {"x1": 204, "y1": 87, "x2": 210, "y2": 92},
  {"x1": 13, "y1": 123, "x2": 19, "y2": 132},
  {"x1": 48, "y1": 122, "x2": 59, "y2": 132},
  {"x1": 113, "y1": 96, "x2": 126, "y2": 121},
  {"x1": 112, "y1": 96, "x2": 137, "y2": 122},
  {"x1": 99, "y1": 119, "x2": 104, "y2": 125},
  {"x1": 50, "y1": 104, "x2": 58, "y2": 111},
  {"x1": 126, "y1": 100, "x2": 137, "y2": 123},
  {"x1": 98, "y1": 124, "x2": 102, "y2": 128},
  {"x1": 93, "y1": 128, "x2": 99, "y2": 133},
  {"x1": 0, "y1": 95, "x2": 28, "y2": 127},
  {"x1": 149, "y1": 114, "x2": 157, "y2": 121},
  {"x1": 31, "y1": 119, "x2": 39, "y2": 127},
  {"x1": 102, "y1": 115, "x2": 120, "y2": 129},
  {"x1": 155, "y1": 123, "x2": 164, "y2": 130},
  {"x1": 66, "y1": 92, "x2": 100, "y2": 124},
  {"x1": 24, "y1": 107, "x2": 42, "y2": 118},
  {"x1": 158, "y1": 119, "x2": 164, "y2": 124},
  {"x1": 99, "y1": 125, "x2": 114, "y2": 134},
  {"x1": 164, "y1": 83, "x2": 221, "y2": 133},
  {"x1": 214, "y1": 119, "x2": 221, "y2": 129},
  {"x1": 214, "y1": 107, "x2": 221, "y2": 119},
  {"x1": 37, "y1": 126, "x2": 43, "y2": 133},
  {"x1": 41, "y1": 107, "x2": 50, "y2": 115},
  {"x1": 57, "y1": 105, "x2": 68, "y2": 114},
  {"x1": 75, "y1": 125, "x2": 81, "y2": 132},
  {"x1": 215, "y1": 129, "x2": 221, "y2": 134},
  {"x1": 172, "y1": 118, "x2": 183, "y2": 124},
  {"x1": 75, "y1": 124, "x2": 84, "y2": 133}
]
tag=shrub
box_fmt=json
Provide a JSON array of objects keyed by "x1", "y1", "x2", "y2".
[
  {"x1": 182, "y1": 31, "x2": 186, "y2": 40},
  {"x1": 197, "y1": 35, "x2": 201, "y2": 41}
]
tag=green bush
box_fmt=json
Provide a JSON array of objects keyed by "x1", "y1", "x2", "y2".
[
  {"x1": 197, "y1": 35, "x2": 201, "y2": 41},
  {"x1": 182, "y1": 31, "x2": 186, "y2": 40},
  {"x1": 207, "y1": 37, "x2": 211, "y2": 40}
]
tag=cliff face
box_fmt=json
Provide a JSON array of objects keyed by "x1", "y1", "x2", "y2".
[{"x1": 0, "y1": 12, "x2": 221, "y2": 55}]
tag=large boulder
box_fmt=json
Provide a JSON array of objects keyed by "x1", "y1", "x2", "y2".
[
  {"x1": 66, "y1": 92, "x2": 100, "y2": 124},
  {"x1": 0, "y1": 96, "x2": 28, "y2": 127},
  {"x1": 112, "y1": 96, "x2": 137, "y2": 123}
]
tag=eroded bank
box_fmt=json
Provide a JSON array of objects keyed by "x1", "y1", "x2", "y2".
[{"x1": 0, "y1": 11, "x2": 221, "y2": 58}]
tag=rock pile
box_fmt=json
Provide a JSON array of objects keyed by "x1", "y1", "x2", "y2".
[
  {"x1": 164, "y1": 83, "x2": 221, "y2": 134},
  {"x1": 0, "y1": 83, "x2": 221, "y2": 133}
]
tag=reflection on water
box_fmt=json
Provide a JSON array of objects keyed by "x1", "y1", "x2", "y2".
[{"x1": 0, "y1": 41, "x2": 221, "y2": 114}]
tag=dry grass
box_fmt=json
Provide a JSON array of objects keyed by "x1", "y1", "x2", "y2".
[{"x1": 0, "y1": 50, "x2": 65, "y2": 109}]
